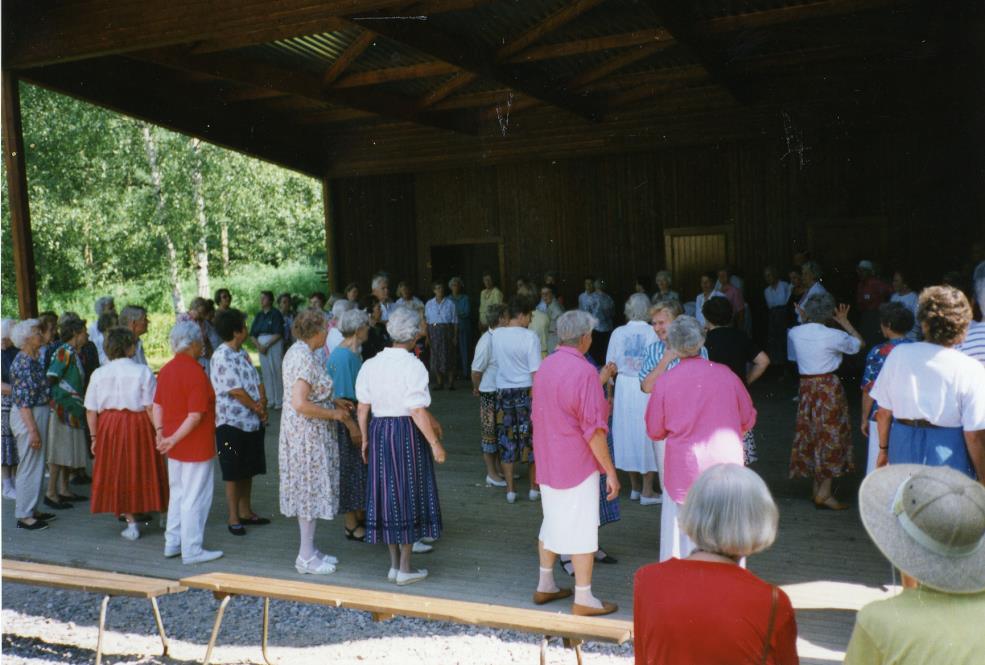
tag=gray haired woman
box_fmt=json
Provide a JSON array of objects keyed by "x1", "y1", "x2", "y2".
[
  {"x1": 652, "y1": 270, "x2": 680, "y2": 303},
  {"x1": 2, "y1": 317, "x2": 20, "y2": 500}
]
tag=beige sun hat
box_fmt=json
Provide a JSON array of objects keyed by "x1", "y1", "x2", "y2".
[{"x1": 859, "y1": 465, "x2": 985, "y2": 594}]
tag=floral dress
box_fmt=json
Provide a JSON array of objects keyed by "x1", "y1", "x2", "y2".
[{"x1": 278, "y1": 341, "x2": 339, "y2": 520}]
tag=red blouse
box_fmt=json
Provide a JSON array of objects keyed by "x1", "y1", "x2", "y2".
[
  {"x1": 634, "y1": 558, "x2": 799, "y2": 665},
  {"x1": 153, "y1": 353, "x2": 216, "y2": 463}
]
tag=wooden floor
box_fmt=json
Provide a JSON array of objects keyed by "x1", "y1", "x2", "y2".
[{"x1": 1, "y1": 375, "x2": 896, "y2": 663}]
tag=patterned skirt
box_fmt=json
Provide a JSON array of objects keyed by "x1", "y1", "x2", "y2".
[
  {"x1": 479, "y1": 392, "x2": 498, "y2": 454},
  {"x1": 1, "y1": 396, "x2": 17, "y2": 467},
  {"x1": 336, "y1": 420, "x2": 367, "y2": 514},
  {"x1": 743, "y1": 429, "x2": 758, "y2": 465},
  {"x1": 789, "y1": 374, "x2": 854, "y2": 480},
  {"x1": 428, "y1": 323, "x2": 456, "y2": 375},
  {"x1": 365, "y1": 416, "x2": 442, "y2": 545},
  {"x1": 496, "y1": 387, "x2": 533, "y2": 464},
  {"x1": 599, "y1": 423, "x2": 620, "y2": 526},
  {"x1": 91, "y1": 410, "x2": 169, "y2": 514}
]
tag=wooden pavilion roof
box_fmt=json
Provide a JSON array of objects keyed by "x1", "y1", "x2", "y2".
[{"x1": 2, "y1": 0, "x2": 939, "y2": 177}]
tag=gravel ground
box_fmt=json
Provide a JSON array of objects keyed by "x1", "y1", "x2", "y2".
[{"x1": 2, "y1": 582, "x2": 634, "y2": 664}]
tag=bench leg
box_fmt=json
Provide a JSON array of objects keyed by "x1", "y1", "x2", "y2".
[
  {"x1": 149, "y1": 597, "x2": 169, "y2": 657},
  {"x1": 261, "y1": 597, "x2": 276, "y2": 665},
  {"x1": 540, "y1": 636, "x2": 549, "y2": 665},
  {"x1": 202, "y1": 595, "x2": 232, "y2": 665},
  {"x1": 94, "y1": 595, "x2": 110, "y2": 665}
]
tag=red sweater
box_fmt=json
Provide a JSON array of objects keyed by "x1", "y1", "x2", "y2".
[{"x1": 634, "y1": 559, "x2": 799, "y2": 665}]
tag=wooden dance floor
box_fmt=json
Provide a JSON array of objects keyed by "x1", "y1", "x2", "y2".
[{"x1": 2, "y1": 378, "x2": 895, "y2": 663}]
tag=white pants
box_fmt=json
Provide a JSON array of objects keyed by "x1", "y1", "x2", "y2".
[
  {"x1": 165, "y1": 458, "x2": 214, "y2": 560},
  {"x1": 10, "y1": 405, "x2": 49, "y2": 519},
  {"x1": 258, "y1": 336, "x2": 284, "y2": 408},
  {"x1": 866, "y1": 420, "x2": 879, "y2": 476},
  {"x1": 659, "y1": 497, "x2": 694, "y2": 562}
]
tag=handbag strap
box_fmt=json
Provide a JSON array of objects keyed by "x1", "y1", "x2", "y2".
[{"x1": 760, "y1": 585, "x2": 779, "y2": 665}]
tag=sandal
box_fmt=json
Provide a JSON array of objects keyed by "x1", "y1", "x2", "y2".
[
  {"x1": 344, "y1": 526, "x2": 366, "y2": 542},
  {"x1": 813, "y1": 496, "x2": 849, "y2": 511},
  {"x1": 559, "y1": 557, "x2": 575, "y2": 577}
]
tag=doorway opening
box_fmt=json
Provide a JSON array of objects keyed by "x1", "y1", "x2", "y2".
[{"x1": 429, "y1": 240, "x2": 504, "y2": 342}]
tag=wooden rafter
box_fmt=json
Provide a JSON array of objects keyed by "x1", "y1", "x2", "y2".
[
  {"x1": 335, "y1": 61, "x2": 458, "y2": 88},
  {"x1": 511, "y1": 29, "x2": 674, "y2": 62},
  {"x1": 702, "y1": 0, "x2": 900, "y2": 34},
  {"x1": 323, "y1": 30, "x2": 377, "y2": 85}
]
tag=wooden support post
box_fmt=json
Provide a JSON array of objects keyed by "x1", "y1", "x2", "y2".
[
  {"x1": 322, "y1": 178, "x2": 339, "y2": 293},
  {"x1": 1, "y1": 72, "x2": 38, "y2": 318}
]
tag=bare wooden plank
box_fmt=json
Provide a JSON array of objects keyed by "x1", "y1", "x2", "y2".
[{"x1": 3, "y1": 560, "x2": 185, "y2": 597}]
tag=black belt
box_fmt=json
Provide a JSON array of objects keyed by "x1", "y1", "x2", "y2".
[{"x1": 895, "y1": 418, "x2": 942, "y2": 429}]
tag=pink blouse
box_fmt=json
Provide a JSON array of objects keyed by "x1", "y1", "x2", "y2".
[
  {"x1": 645, "y1": 358, "x2": 756, "y2": 503},
  {"x1": 532, "y1": 346, "x2": 609, "y2": 489}
]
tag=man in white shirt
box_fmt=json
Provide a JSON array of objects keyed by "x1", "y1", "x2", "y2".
[{"x1": 118, "y1": 305, "x2": 148, "y2": 366}]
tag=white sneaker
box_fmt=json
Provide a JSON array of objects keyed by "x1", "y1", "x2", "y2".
[
  {"x1": 396, "y1": 569, "x2": 428, "y2": 586},
  {"x1": 640, "y1": 494, "x2": 663, "y2": 506},
  {"x1": 418, "y1": 536, "x2": 436, "y2": 544},
  {"x1": 412, "y1": 540, "x2": 433, "y2": 554},
  {"x1": 630, "y1": 490, "x2": 641, "y2": 501},
  {"x1": 183, "y1": 549, "x2": 224, "y2": 565},
  {"x1": 163, "y1": 545, "x2": 181, "y2": 559},
  {"x1": 120, "y1": 523, "x2": 140, "y2": 541},
  {"x1": 528, "y1": 490, "x2": 541, "y2": 502},
  {"x1": 485, "y1": 475, "x2": 507, "y2": 487},
  {"x1": 506, "y1": 491, "x2": 517, "y2": 504},
  {"x1": 387, "y1": 567, "x2": 399, "y2": 582},
  {"x1": 295, "y1": 554, "x2": 336, "y2": 575}
]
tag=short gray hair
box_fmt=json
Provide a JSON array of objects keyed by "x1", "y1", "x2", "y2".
[
  {"x1": 624, "y1": 293, "x2": 651, "y2": 322},
  {"x1": 802, "y1": 260, "x2": 823, "y2": 280},
  {"x1": 973, "y1": 260, "x2": 985, "y2": 311},
  {"x1": 1, "y1": 318, "x2": 13, "y2": 341},
  {"x1": 339, "y1": 309, "x2": 370, "y2": 336},
  {"x1": 169, "y1": 320, "x2": 203, "y2": 353},
  {"x1": 387, "y1": 306, "x2": 421, "y2": 343},
  {"x1": 557, "y1": 310, "x2": 597, "y2": 345},
  {"x1": 666, "y1": 315, "x2": 705, "y2": 357},
  {"x1": 655, "y1": 270, "x2": 672, "y2": 285},
  {"x1": 331, "y1": 299, "x2": 356, "y2": 319},
  {"x1": 448, "y1": 276, "x2": 464, "y2": 289},
  {"x1": 94, "y1": 296, "x2": 114, "y2": 316},
  {"x1": 803, "y1": 293, "x2": 835, "y2": 323},
  {"x1": 371, "y1": 275, "x2": 388, "y2": 290},
  {"x1": 10, "y1": 319, "x2": 40, "y2": 348},
  {"x1": 118, "y1": 305, "x2": 147, "y2": 328},
  {"x1": 680, "y1": 464, "x2": 779, "y2": 558}
]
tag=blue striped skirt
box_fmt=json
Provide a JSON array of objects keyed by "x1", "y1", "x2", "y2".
[
  {"x1": 888, "y1": 420, "x2": 973, "y2": 477},
  {"x1": 599, "y1": 423, "x2": 620, "y2": 526},
  {"x1": 364, "y1": 416, "x2": 442, "y2": 544},
  {"x1": 336, "y1": 421, "x2": 367, "y2": 515}
]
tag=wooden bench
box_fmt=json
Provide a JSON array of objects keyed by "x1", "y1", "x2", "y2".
[
  {"x1": 2, "y1": 559, "x2": 185, "y2": 665},
  {"x1": 181, "y1": 572, "x2": 633, "y2": 665}
]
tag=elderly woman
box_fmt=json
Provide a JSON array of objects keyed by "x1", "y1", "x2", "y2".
[
  {"x1": 154, "y1": 321, "x2": 222, "y2": 564},
  {"x1": 652, "y1": 270, "x2": 680, "y2": 303},
  {"x1": 327, "y1": 308, "x2": 370, "y2": 542},
  {"x1": 471, "y1": 303, "x2": 509, "y2": 487},
  {"x1": 634, "y1": 464, "x2": 798, "y2": 664},
  {"x1": 356, "y1": 306, "x2": 446, "y2": 586},
  {"x1": 536, "y1": 285, "x2": 564, "y2": 353},
  {"x1": 396, "y1": 282, "x2": 424, "y2": 309},
  {"x1": 326, "y1": 299, "x2": 356, "y2": 357},
  {"x1": 645, "y1": 316, "x2": 756, "y2": 562},
  {"x1": 86, "y1": 327, "x2": 168, "y2": 541},
  {"x1": 694, "y1": 272, "x2": 724, "y2": 329},
  {"x1": 344, "y1": 282, "x2": 360, "y2": 304},
  {"x1": 249, "y1": 290, "x2": 285, "y2": 410},
  {"x1": 796, "y1": 261, "x2": 828, "y2": 323},
  {"x1": 279, "y1": 308, "x2": 357, "y2": 575},
  {"x1": 787, "y1": 294, "x2": 863, "y2": 509},
  {"x1": 9, "y1": 320, "x2": 54, "y2": 530},
  {"x1": 448, "y1": 277, "x2": 471, "y2": 378},
  {"x1": 870, "y1": 286, "x2": 985, "y2": 480},
  {"x1": 277, "y1": 292, "x2": 296, "y2": 349},
  {"x1": 479, "y1": 272, "x2": 504, "y2": 330},
  {"x1": 2, "y1": 319, "x2": 20, "y2": 500},
  {"x1": 530, "y1": 309, "x2": 620, "y2": 616},
  {"x1": 425, "y1": 281, "x2": 458, "y2": 390},
  {"x1": 211, "y1": 309, "x2": 269, "y2": 537},
  {"x1": 214, "y1": 288, "x2": 232, "y2": 312},
  {"x1": 44, "y1": 316, "x2": 90, "y2": 509},
  {"x1": 606, "y1": 294, "x2": 661, "y2": 504}
]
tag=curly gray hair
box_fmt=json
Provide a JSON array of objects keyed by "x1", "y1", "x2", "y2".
[
  {"x1": 10, "y1": 319, "x2": 40, "y2": 348},
  {"x1": 387, "y1": 306, "x2": 422, "y2": 343},
  {"x1": 666, "y1": 315, "x2": 705, "y2": 357},
  {"x1": 624, "y1": 293, "x2": 652, "y2": 322},
  {"x1": 339, "y1": 309, "x2": 370, "y2": 336},
  {"x1": 169, "y1": 320, "x2": 203, "y2": 354},
  {"x1": 331, "y1": 299, "x2": 356, "y2": 319},
  {"x1": 1, "y1": 318, "x2": 13, "y2": 341},
  {"x1": 448, "y1": 276, "x2": 464, "y2": 290},
  {"x1": 803, "y1": 293, "x2": 835, "y2": 324},
  {"x1": 557, "y1": 310, "x2": 597, "y2": 345}
]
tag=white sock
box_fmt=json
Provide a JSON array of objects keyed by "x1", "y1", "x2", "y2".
[
  {"x1": 298, "y1": 518, "x2": 317, "y2": 561},
  {"x1": 574, "y1": 584, "x2": 602, "y2": 609},
  {"x1": 537, "y1": 567, "x2": 559, "y2": 593}
]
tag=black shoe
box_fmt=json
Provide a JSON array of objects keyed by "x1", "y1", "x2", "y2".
[
  {"x1": 70, "y1": 475, "x2": 92, "y2": 486},
  {"x1": 43, "y1": 496, "x2": 73, "y2": 510},
  {"x1": 17, "y1": 519, "x2": 49, "y2": 531},
  {"x1": 239, "y1": 515, "x2": 271, "y2": 526},
  {"x1": 34, "y1": 512, "x2": 56, "y2": 521},
  {"x1": 227, "y1": 524, "x2": 247, "y2": 536},
  {"x1": 58, "y1": 493, "x2": 88, "y2": 503},
  {"x1": 344, "y1": 526, "x2": 366, "y2": 542}
]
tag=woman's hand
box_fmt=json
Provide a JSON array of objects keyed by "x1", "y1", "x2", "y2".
[
  {"x1": 90, "y1": 438, "x2": 97, "y2": 455},
  {"x1": 600, "y1": 362, "x2": 617, "y2": 384},
  {"x1": 876, "y1": 448, "x2": 888, "y2": 468},
  {"x1": 860, "y1": 420, "x2": 869, "y2": 436},
  {"x1": 833, "y1": 304, "x2": 851, "y2": 326},
  {"x1": 431, "y1": 441, "x2": 447, "y2": 464},
  {"x1": 157, "y1": 435, "x2": 178, "y2": 454},
  {"x1": 361, "y1": 443, "x2": 369, "y2": 464},
  {"x1": 335, "y1": 398, "x2": 355, "y2": 413},
  {"x1": 28, "y1": 429, "x2": 41, "y2": 450},
  {"x1": 605, "y1": 473, "x2": 620, "y2": 501}
]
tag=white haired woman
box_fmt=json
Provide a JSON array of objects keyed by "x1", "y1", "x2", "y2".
[
  {"x1": 327, "y1": 308, "x2": 370, "y2": 542},
  {"x1": 652, "y1": 270, "x2": 680, "y2": 303},
  {"x1": 645, "y1": 316, "x2": 756, "y2": 562},
  {"x1": 796, "y1": 261, "x2": 828, "y2": 323},
  {"x1": 634, "y1": 464, "x2": 798, "y2": 664},
  {"x1": 279, "y1": 308, "x2": 358, "y2": 575},
  {"x1": 44, "y1": 316, "x2": 90, "y2": 509},
  {"x1": 356, "y1": 306, "x2": 446, "y2": 586},
  {"x1": 326, "y1": 299, "x2": 356, "y2": 358},
  {"x1": 249, "y1": 290, "x2": 285, "y2": 410},
  {"x1": 153, "y1": 321, "x2": 222, "y2": 564},
  {"x1": 9, "y1": 320, "x2": 54, "y2": 530},
  {"x1": 2, "y1": 318, "x2": 20, "y2": 499},
  {"x1": 471, "y1": 303, "x2": 509, "y2": 487},
  {"x1": 606, "y1": 293, "x2": 661, "y2": 504},
  {"x1": 787, "y1": 294, "x2": 863, "y2": 509},
  {"x1": 425, "y1": 281, "x2": 458, "y2": 390}
]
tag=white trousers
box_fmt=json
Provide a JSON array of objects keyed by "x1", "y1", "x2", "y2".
[
  {"x1": 866, "y1": 420, "x2": 880, "y2": 476},
  {"x1": 659, "y1": 497, "x2": 694, "y2": 562},
  {"x1": 165, "y1": 458, "x2": 214, "y2": 559},
  {"x1": 654, "y1": 439, "x2": 666, "y2": 493},
  {"x1": 258, "y1": 336, "x2": 284, "y2": 408},
  {"x1": 10, "y1": 405, "x2": 49, "y2": 519}
]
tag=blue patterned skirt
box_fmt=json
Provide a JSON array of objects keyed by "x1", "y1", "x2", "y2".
[
  {"x1": 599, "y1": 419, "x2": 620, "y2": 526},
  {"x1": 365, "y1": 416, "x2": 442, "y2": 544},
  {"x1": 336, "y1": 421, "x2": 367, "y2": 514},
  {"x1": 496, "y1": 387, "x2": 533, "y2": 464}
]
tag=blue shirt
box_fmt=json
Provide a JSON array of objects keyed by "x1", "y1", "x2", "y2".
[
  {"x1": 637, "y1": 340, "x2": 708, "y2": 385},
  {"x1": 250, "y1": 308, "x2": 285, "y2": 337},
  {"x1": 326, "y1": 346, "x2": 362, "y2": 401},
  {"x1": 449, "y1": 294, "x2": 470, "y2": 323}
]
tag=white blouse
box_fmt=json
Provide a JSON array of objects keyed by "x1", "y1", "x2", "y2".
[
  {"x1": 355, "y1": 347, "x2": 431, "y2": 417},
  {"x1": 84, "y1": 358, "x2": 156, "y2": 412},
  {"x1": 490, "y1": 326, "x2": 542, "y2": 389},
  {"x1": 471, "y1": 330, "x2": 499, "y2": 393},
  {"x1": 787, "y1": 323, "x2": 860, "y2": 375},
  {"x1": 764, "y1": 281, "x2": 793, "y2": 309},
  {"x1": 606, "y1": 321, "x2": 658, "y2": 377}
]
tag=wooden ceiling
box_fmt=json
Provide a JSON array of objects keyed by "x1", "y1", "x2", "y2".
[{"x1": 2, "y1": 0, "x2": 946, "y2": 177}]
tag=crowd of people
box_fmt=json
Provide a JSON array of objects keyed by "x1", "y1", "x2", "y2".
[{"x1": 2, "y1": 255, "x2": 983, "y2": 664}]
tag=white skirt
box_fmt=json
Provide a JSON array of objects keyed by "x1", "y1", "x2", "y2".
[
  {"x1": 539, "y1": 471, "x2": 600, "y2": 555},
  {"x1": 612, "y1": 374, "x2": 658, "y2": 473}
]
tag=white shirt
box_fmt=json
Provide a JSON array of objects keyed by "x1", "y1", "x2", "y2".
[
  {"x1": 764, "y1": 281, "x2": 793, "y2": 309},
  {"x1": 471, "y1": 330, "x2": 499, "y2": 393},
  {"x1": 695, "y1": 290, "x2": 725, "y2": 328},
  {"x1": 787, "y1": 323, "x2": 861, "y2": 374},
  {"x1": 870, "y1": 342, "x2": 985, "y2": 430},
  {"x1": 797, "y1": 282, "x2": 829, "y2": 323},
  {"x1": 326, "y1": 327, "x2": 344, "y2": 356},
  {"x1": 425, "y1": 298, "x2": 457, "y2": 324},
  {"x1": 490, "y1": 326, "x2": 542, "y2": 389},
  {"x1": 84, "y1": 358, "x2": 156, "y2": 412},
  {"x1": 379, "y1": 300, "x2": 395, "y2": 322},
  {"x1": 606, "y1": 321, "x2": 658, "y2": 377},
  {"x1": 355, "y1": 347, "x2": 431, "y2": 417}
]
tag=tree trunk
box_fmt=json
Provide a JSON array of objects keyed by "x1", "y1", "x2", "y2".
[
  {"x1": 220, "y1": 220, "x2": 230, "y2": 274},
  {"x1": 190, "y1": 138, "x2": 210, "y2": 298},
  {"x1": 141, "y1": 124, "x2": 185, "y2": 314}
]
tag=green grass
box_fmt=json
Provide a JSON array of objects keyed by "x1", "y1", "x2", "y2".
[{"x1": 2, "y1": 261, "x2": 328, "y2": 370}]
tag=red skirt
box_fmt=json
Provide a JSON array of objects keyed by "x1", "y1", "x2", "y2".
[
  {"x1": 789, "y1": 374, "x2": 854, "y2": 480},
  {"x1": 91, "y1": 410, "x2": 169, "y2": 514}
]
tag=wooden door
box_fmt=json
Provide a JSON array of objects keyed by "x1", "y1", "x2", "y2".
[{"x1": 663, "y1": 226, "x2": 734, "y2": 301}]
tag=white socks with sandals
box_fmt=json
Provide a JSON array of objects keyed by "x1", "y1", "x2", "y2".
[
  {"x1": 537, "y1": 567, "x2": 559, "y2": 594},
  {"x1": 574, "y1": 585, "x2": 603, "y2": 609}
]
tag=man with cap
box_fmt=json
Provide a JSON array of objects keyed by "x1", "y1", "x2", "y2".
[
  {"x1": 845, "y1": 464, "x2": 985, "y2": 664},
  {"x1": 855, "y1": 260, "x2": 893, "y2": 350}
]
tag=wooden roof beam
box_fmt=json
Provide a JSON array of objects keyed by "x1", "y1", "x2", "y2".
[
  {"x1": 322, "y1": 30, "x2": 378, "y2": 86},
  {"x1": 511, "y1": 28, "x2": 674, "y2": 62},
  {"x1": 702, "y1": 0, "x2": 901, "y2": 34}
]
